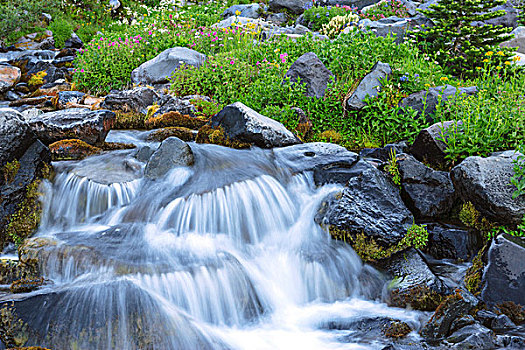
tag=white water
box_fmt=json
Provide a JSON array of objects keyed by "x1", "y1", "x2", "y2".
[{"x1": 13, "y1": 132, "x2": 425, "y2": 349}]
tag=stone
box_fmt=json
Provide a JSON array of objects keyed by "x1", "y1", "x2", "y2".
[
  {"x1": 347, "y1": 61, "x2": 391, "y2": 110},
  {"x1": 4, "y1": 90, "x2": 20, "y2": 101},
  {"x1": 26, "y1": 108, "x2": 116, "y2": 146},
  {"x1": 320, "y1": 316, "x2": 413, "y2": 342},
  {"x1": 500, "y1": 37, "x2": 525, "y2": 54},
  {"x1": 0, "y1": 108, "x2": 36, "y2": 166},
  {"x1": 273, "y1": 142, "x2": 359, "y2": 184},
  {"x1": 101, "y1": 87, "x2": 160, "y2": 115},
  {"x1": 315, "y1": 163, "x2": 414, "y2": 247},
  {"x1": 268, "y1": 0, "x2": 311, "y2": 14},
  {"x1": 399, "y1": 85, "x2": 478, "y2": 123},
  {"x1": 14, "y1": 31, "x2": 55, "y2": 50},
  {"x1": 222, "y1": 3, "x2": 264, "y2": 19},
  {"x1": 511, "y1": 26, "x2": 525, "y2": 38},
  {"x1": 482, "y1": 1, "x2": 518, "y2": 29},
  {"x1": 130, "y1": 47, "x2": 206, "y2": 85},
  {"x1": 56, "y1": 91, "x2": 86, "y2": 109},
  {"x1": 447, "y1": 323, "x2": 497, "y2": 349},
  {"x1": 52, "y1": 55, "x2": 75, "y2": 68},
  {"x1": 481, "y1": 234, "x2": 525, "y2": 306},
  {"x1": 397, "y1": 153, "x2": 457, "y2": 219},
  {"x1": 409, "y1": 120, "x2": 462, "y2": 168},
  {"x1": 9, "y1": 50, "x2": 56, "y2": 75},
  {"x1": 135, "y1": 146, "x2": 155, "y2": 163},
  {"x1": 284, "y1": 52, "x2": 334, "y2": 98},
  {"x1": 424, "y1": 223, "x2": 482, "y2": 261},
  {"x1": 144, "y1": 137, "x2": 194, "y2": 179},
  {"x1": 152, "y1": 94, "x2": 209, "y2": 118},
  {"x1": 0, "y1": 64, "x2": 21, "y2": 93},
  {"x1": 64, "y1": 32, "x2": 83, "y2": 49},
  {"x1": 210, "y1": 102, "x2": 300, "y2": 148},
  {"x1": 109, "y1": 0, "x2": 121, "y2": 10},
  {"x1": 23, "y1": 61, "x2": 67, "y2": 87},
  {"x1": 450, "y1": 151, "x2": 525, "y2": 225},
  {"x1": 490, "y1": 314, "x2": 516, "y2": 332}
]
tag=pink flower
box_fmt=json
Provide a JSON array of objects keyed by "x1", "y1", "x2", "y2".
[
  {"x1": 80, "y1": 68, "x2": 84, "y2": 73},
  {"x1": 148, "y1": 31, "x2": 152, "y2": 35},
  {"x1": 169, "y1": 14, "x2": 172, "y2": 19},
  {"x1": 230, "y1": 59, "x2": 235, "y2": 65},
  {"x1": 256, "y1": 61, "x2": 261, "y2": 66}
]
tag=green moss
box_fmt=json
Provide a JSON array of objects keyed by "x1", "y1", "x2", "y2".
[
  {"x1": 383, "y1": 321, "x2": 412, "y2": 338},
  {"x1": 196, "y1": 125, "x2": 251, "y2": 149},
  {"x1": 114, "y1": 111, "x2": 147, "y2": 129},
  {"x1": 0, "y1": 303, "x2": 30, "y2": 348},
  {"x1": 10, "y1": 277, "x2": 44, "y2": 294},
  {"x1": 101, "y1": 142, "x2": 136, "y2": 151},
  {"x1": 49, "y1": 139, "x2": 102, "y2": 161},
  {"x1": 318, "y1": 130, "x2": 343, "y2": 144},
  {"x1": 2, "y1": 160, "x2": 20, "y2": 184},
  {"x1": 27, "y1": 71, "x2": 47, "y2": 87},
  {"x1": 459, "y1": 201, "x2": 480, "y2": 228},
  {"x1": 464, "y1": 245, "x2": 487, "y2": 295},
  {"x1": 147, "y1": 127, "x2": 195, "y2": 142},
  {"x1": 390, "y1": 285, "x2": 444, "y2": 311},
  {"x1": 4, "y1": 181, "x2": 42, "y2": 247},
  {"x1": 145, "y1": 111, "x2": 207, "y2": 130}
]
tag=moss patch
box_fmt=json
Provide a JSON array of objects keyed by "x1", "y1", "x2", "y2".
[
  {"x1": 1, "y1": 160, "x2": 20, "y2": 184},
  {"x1": 464, "y1": 245, "x2": 487, "y2": 295},
  {"x1": 49, "y1": 139, "x2": 102, "y2": 161},
  {"x1": 114, "y1": 111, "x2": 147, "y2": 129},
  {"x1": 145, "y1": 111, "x2": 207, "y2": 130},
  {"x1": 102, "y1": 142, "x2": 136, "y2": 151},
  {"x1": 196, "y1": 125, "x2": 251, "y2": 149},
  {"x1": 495, "y1": 301, "x2": 525, "y2": 325},
  {"x1": 0, "y1": 303, "x2": 31, "y2": 348},
  {"x1": 390, "y1": 285, "x2": 444, "y2": 311},
  {"x1": 383, "y1": 321, "x2": 412, "y2": 338},
  {"x1": 147, "y1": 127, "x2": 195, "y2": 142},
  {"x1": 10, "y1": 277, "x2": 44, "y2": 294}
]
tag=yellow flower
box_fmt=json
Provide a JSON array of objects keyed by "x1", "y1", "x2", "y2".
[
  {"x1": 496, "y1": 66, "x2": 502, "y2": 70},
  {"x1": 274, "y1": 48, "x2": 280, "y2": 52},
  {"x1": 483, "y1": 58, "x2": 489, "y2": 63},
  {"x1": 485, "y1": 51, "x2": 494, "y2": 57},
  {"x1": 504, "y1": 61, "x2": 511, "y2": 65},
  {"x1": 424, "y1": 83, "x2": 431, "y2": 88},
  {"x1": 235, "y1": 10, "x2": 241, "y2": 16},
  {"x1": 513, "y1": 56, "x2": 522, "y2": 62},
  {"x1": 476, "y1": 67, "x2": 482, "y2": 70},
  {"x1": 440, "y1": 77, "x2": 449, "y2": 82},
  {"x1": 496, "y1": 51, "x2": 504, "y2": 56}
]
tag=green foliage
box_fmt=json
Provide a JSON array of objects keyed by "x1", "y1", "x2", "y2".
[
  {"x1": 385, "y1": 149, "x2": 401, "y2": 186},
  {"x1": 1, "y1": 160, "x2": 20, "y2": 184},
  {"x1": 511, "y1": 145, "x2": 525, "y2": 199},
  {"x1": 360, "y1": 0, "x2": 410, "y2": 20},
  {"x1": 400, "y1": 223, "x2": 429, "y2": 250},
  {"x1": 48, "y1": 16, "x2": 74, "y2": 48},
  {"x1": 303, "y1": 5, "x2": 354, "y2": 31},
  {"x1": 416, "y1": 0, "x2": 513, "y2": 77}
]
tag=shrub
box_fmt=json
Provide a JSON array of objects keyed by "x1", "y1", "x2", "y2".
[
  {"x1": 360, "y1": 0, "x2": 409, "y2": 21},
  {"x1": 511, "y1": 145, "x2": 525, "y2": 199},
  {"x1": 303, "y1": 5, "x2": 354, "y2": 31},
  {"x1": 48, "y1": 17, "x2": 74, "y2": 48},
  {"x1": 320, "y1": 14, "x2": 359, "y2": 38}
]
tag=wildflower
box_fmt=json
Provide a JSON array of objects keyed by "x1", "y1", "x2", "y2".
[
  {"x1": 483, "y1": 58, "x2": 489, "y2": 63},
  {"x1": 496, "y1": 51, "x2": 505, "y2": 56},
  {"x1": 485, "y1": 51, "x2": 494, "y2": 57},
  {"x1": 399, "y1": 75, "x2": 408, "y2": 82},
  {"x1": 235, "y1": 10, "x2": 241, "y2": 16},
  {"x1": 504, "y1": 61, "x2": 511, "y2": 66},
  {"x1": 440, "y1": 76, "x2": 449, "y2": 82},
  {"x1": 496, "y1": 66, "x2": 502, "y2": 70},
  {"x1": 513, "y1": 56, "x2": 522, "y2": 62},
  {"x1": 230, "y1": 59, "x2": 235, "y2": 65},
  {"x1": 476, "y1": 67, "x2": 482, "y2": 70},
  {"x1": 80, "y1": 68, "x2": 84, "y2": 73}
]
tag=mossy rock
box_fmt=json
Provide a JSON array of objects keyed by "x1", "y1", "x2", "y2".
[
  {"x1": 147, "y1": 127, "x2": 195, "y2": 142},
  {"x1": 10, "y1": 277, "x2": 44, "y2": 294},
  {"x1": 390, "y1": 285, "x2": 444, "y2": 311},
  {"x1": 382, "y1": 320, "x2": 412, "y2": 338},
  {"x1": 464, "y1": 245, "x2": 487, "y2": 295},
  {"x1": 145, "y1": 111, "x2": 207, "y2": 130},
  {"x1": 101, "y1": 142, "x2": 136, "y2": 151},
  {"x1": 49, "y1": 139, "x2": 102, "y2": 161},
  {"x1": 113, "y1": 111, "x2": 147, "y2": 129},
  {"x1": 195, "y1": 125, "x2": 250, "y2": 149},
  {"x1": 0, "y1": 304, "x2": 31, "y2": 348}
]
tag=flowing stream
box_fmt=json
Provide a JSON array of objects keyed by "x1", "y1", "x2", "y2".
[{"x1": 10, "y1": 130, "x2": 427, "y2": 349}]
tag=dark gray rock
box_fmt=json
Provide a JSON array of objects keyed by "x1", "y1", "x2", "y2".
[
  {"x1": 500, "y1": 36, "x2": 525, "y2": 54},
  {"x1": 26, "y1": 108, "x2": 116, "y2": 146},
  {"x1": 421, "y1": 289, "x2": 479, "y2": 340},
  {"x1": 4, "y1": 90, "x2": 21, "y2": 101},
  {"x1": 359, "y1": 141, "x2": 408, "y2": 162},
  {"x1": 273, "y1": 142, "x2": 359, "y2": 184},
  {"x1": 409, "y1": 120, "x2": 462, "y2": 168},
  {"x1": 52, "y1": 55, "x2": 75, "y2": 68},
  {"x1": 482, "y1": 1, "x2": 518, "y2": 29},
  {"x1": 0, "y1": 108, "x2": 36, "y2": 166},
  {"x1": 315, "y1": 163, "x2": 413, "y2": 247},
  {"x1": 320, "y1": 316, "x2": 414, "y2": 343},
  {"x1": 399, "y1": 85, "x2": 478, "y2": 123},
  {"x1": 135, "y1": 146, "x2": 155, "y2": 163},
  {"x1": 101, "y1": 87, "x2": 160, "y2": 115},
  {"x1": 347, "y1": 61, "x2": 391, "y2": 110},
  {"x1": 476, "y1": 309, "x2": 499, "y2": 328},
  {"x1": 481, "y1": 234, "x2": 525, "y2": 306},
  {"x1": 211, "y1": 102, "x2": 300, "y2": 148},
  {"x1": 267, "y1": 12, "x2": 289, "y2": 25},
  {"x1": 450, "y1": 151, "x2": 525, "y2": 225},
  {"x1": 284, "y1": 52, "x2": 334, "y2": 98},
  {"x1": 153, "y1": 94, "x2": 210, "y2": 118},
  {"x1": 23, "y1": 61, "x2": 67, "y2": 86},
  {"x1": 222, "y1": 3, "x2": 264, "y2": 19},
  {"x1": 9, "y1": 50, "x2": 56, "y2": 74},
  {"x1": 447, "y1": 323, "x2": 496, "y2": 349},
  {"x1": 268, "y1": 0, "x2": 311, "y2": 14},
  {"x1": 64, "y1": 32, "x2": 83, "y2": 49},
  {"x1": 450, "y1": 315, "x2": 476, "y2": 333},
  {"x1": 56, "y1": 91, "x2": 85, "y2": 109},
  {"x1": 397, "y1": 153, "x2": 457, "y2": 219},
  {"x1": 131, "y1": 47, "x2": 206, "y2": 85},
  {"x1": 490, "y1": 314, "x2": 516, "y2": 332},
  {"x1": 498, "y1": 335, "x2": 525, "y2": 348},
  {"x1": 144, "y1": 137, "x2": 194, "y2": 179},
  {"x1": 424, "y1": 224, "x2": 482, "y2": 261}
]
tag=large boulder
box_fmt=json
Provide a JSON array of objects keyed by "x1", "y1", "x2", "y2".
[
  {"x1": 101, "y1": 87, "x2": 160, "y2": 115},
  {"x1": 447, "y1": 323, "x2": 497, "y2": 349},
  {"x1": 409, "y1": 120, "x2": 462, "y2": 168},
  {"x1": 273, "y1": 142, "x2": 359, "y2": 185},
  {"x1": 500, "y1": 37, "x2": 525, "y2": 54},
  {"x1": 483, "y1": 0, "x2": 518, "y2": 28},
  {"x1": 64, "y1": 32, "x2": 83, "y2": 49},
  {"x1": 347, "y1": 61, "x2": 391, "y2": 110},
  {"x1": 56, "y1": 91, "x2": 86, "y2": 109},
  {"x1": 450, "y1": 151, "x2": 525, "y2": 225},
  {"x1": 222, "y1": 3, "x2": 264, "y2": 18},
  {"x1": 210, "y1": 102, "x2": 300, "y2": 148},
  {"x1": 481, "y1": 234, "x2": 525, "y2": 306},
  {"x1": 315, "y1": 162, "x2": 414, "y2": 247},
  {"x1": 424, "y1": 223, "x2": 482, "y2": 261},
  {"x1": 268, "y1": 0, "x2": 311, "y2": 14},
  {"x1": 399, "y1": 85, "x2": 478, "y2": 123},
  {"x1": 284, "y1": 52, "x2": 334, "y2": 98},
  {"x1": 130, "y1": 47, "x2": 206, "y2": 85},
  {"x1": 144, "y1": 137, "x2": 194, "y2": 179},
  {"x1": 0, "y1": 64, "x2": 21, "y2": 94},
  {"x1": 397, "y1": 153, "x2": 457, "y2": 219},
  {"x1": 26, "y1": 108, "x2": 116, "y2": 146},
  {"x1": 0, "y1": 108, "x2": 36, "y2": 166}
]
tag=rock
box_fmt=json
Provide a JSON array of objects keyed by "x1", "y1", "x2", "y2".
[
  {"x1": 359, "y1": 141, "x2": 408, "y2": 162},
  {"x1": 130, "y1": 47, "x2": 206, "y2": 85},
  {"x1": 450, "y1": 315, "x2": 476, "y2": 333},
  {"x1": 23, "y1": 61, "x2": 67, "y2": 87},
  {"x1": 382, "y1": 248, "x2": 449, "y2": 311},
  {"x1": 0, "y1": 108, "x2": 36, "y2": 166},
  {"x1": 152, "y1": 94, "x2": 209, "y2": 118},
  {"x1": 0, "y1": 64, "x2": 21, "y2": 93},
  {"x1": 267, "y1": 12, "x2": 289, "y2": 25},
  {"x1": 320, "y1": 316, "x2": 413, "y2": 342},
  {"x1": 424, "y1": 223, "x2": 482, "y2": 261},
  {"x1": 315, "y1": 162, "x2": 413, "y2": 247},
  {"x1": 500, "y1": 37, "x2": 525, "y2": 54},
  {"x1": 10, "y1": 277, "x2": 44, "y2": 293},
  {"x1": 14, "y1": 31, "x2": 54, "y2": 50},
  {"x1": 109, "y1": 0, "x2": 121, "y2": 10},
  {"x1": 476, "y1": 309, "x2": 499, "y2": 327},
  {"x1": 482, "y1": 1, "x2": 518, "y2": 29},
  {"x1": 26, "y1": 108, "x2": 116, "y2": 146},
  {"x1": 210, "y1": 102, "x2": 300, "y2": 148},
  {"x1": 360, "y1": 16, "x2": 412, "y2": 43},
  {"x1": 144, "y1": 137, "x2": 194, "y2": 179},
  {"x1": 409, "y1": 120, "x2": 462, "y2": 168},
  {"x1": 450, "y1": 151, "x2": 525, "y2": 225},
  {"x1": 397, "y1": 153, "x2": 457, "y2": 219},
  {"x1": 347, "y1": 61, "x2": 391, "y2": 110},
  {"x1": 213, "y1": 16, "x2": 274, "y2": 30},
  {"x1": 135, "y1": 146, "x2": 155, "y2": 163},
  {"x1": 101, "y1": 87, "x2": 160, "y2": 115},
  {"x1": 15, "y1": 82, "x2": 30, "y2": 94},
  {"x1": 146, "y1": 111, "x2": 207, "y2": 130},
  {"x1": 268, "y1": 0, "x2": 311, "y2": 14},
  {"x1": 481, "y1": 234, "x2": 525, "y2": 306},
  {"x1": 284, "y1": 52, "x2": 334, "y2": 98},
  {"x1": 41, "y1": 13, "x2": 52, "y2": 23},
  {"x1": 52, "y1": 55, "x2": 75, "y2": 68},
  {"x1": 399, "y1": 85, "x2": 478, "y2": 123},
  {"x1": 273, "y1": 142, "x2": 359, "y2": 184},
  {"x1": 222, "y1": 3, "x2": 264, "y2": 18},
  {"x1": 498, "y1": 335, "x2": 525, "y2": 348},
  {"x1": 9, "y1": 95, "x2": 53, "y2": 108},
  {"x1": 9, "y1": 50, "x2": 56, "y2": 74},
  {"x1": 55, "y1": 47, "x2": 78, "y2": 59},
  {"x1": 4, "y1": 90, "x2": 21, "y2": 101},
  {"x1": 447, "y1": 324, "x2": 496, "y2": 349},
  {"x1": 49, "y1": 139, "x2": 102, "y2": 161},
  {"x1": 64, "y1": 32, "x2": 83, "y2": 49},
  {"x1": 490, "y1": 314, "x2": 516, "y2": 332},
  {"x1": 511, "y1": 26, "x2": 525, "y2": 38},
  {"x1": 147, "y1": 127, "x2": 196, "y2": 142},
  {"x1": 421, "y1": 289, "x2": 480, "y2": 340},
  {"x1": 56, "y1": 91, "x2": 85, "y2": 109}
]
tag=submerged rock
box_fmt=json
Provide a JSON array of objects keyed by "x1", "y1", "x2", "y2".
[
  {"x1": 284, "y1": 52, "x2": 334, "y2": 98},
  {"x1": 144, "y1": 137, "x2": 194, "y2": 179}
]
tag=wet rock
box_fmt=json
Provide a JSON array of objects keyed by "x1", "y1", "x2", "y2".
[
  {"x1": 359, "y1": 141, "x2": 408, "y2": 162},
  {"x1": 0, "y1": 64, "x2": 21, "y2": 93},
  {"x1": 101, "y1": 86, "x2": 159, "y2": 115},
  {"x1": 450, "y1": 315, "x2": 476, "y2": 333},
  {"x1": 9, "y1": 50, "x2": 55, "y2": 75},
  {"x1": 490, "y1": 314, "x2": 516, "y2": 332},
  {"x1": 399, "y1": 85, "x2": 478, "y2": 123},
  {"x1": 211, "y1": 102, "x2": 300, "y2": 148},
  {"x1": 52, "y1": 55, "x2": 75, "y2": 68},
  {"x1": 447, "y1": 323, "x2": 496, "y2": 349},
  {"x1": 320, "y1": 316, "x2": 413, "y2": 343},
  {"x1": 273, "y1": 142, "x2": 359, "y2": 185},
  {"x1": 64, "y1": 32, "x2": 83, "y2": 49},
  {"x1": 424, "y1": 224, "x2": 482, "y2": 261},
  {"x1": 397, "y1": 153, "x2": 457, "y2": 219},
  {"x1": 409, "y1": 120, "x2": 462, "y2": 169},
  {"x1": 0, "y1": 109, "x2": 36, "y2": 167},
  {"x1": 0, "y1": 259, "x2": 26, "y2": 284},
  {"x1": 55, "y1": 91, "x2": 85, "y2": 109},
  {"x1": 421, "y1": 289, "x2": 479, "y2": 340},
  {"x1": 147, "y1": 127, "x2": 195, "y2": 142},
  {"x1": 268, "y1": 0, "x2": 311, "y2": 14},
  {"x1": 347, "y1": 61, "x2": 391, "y2": 110},
  {"x1": 55, "y1": 48, "x2": 78, "y2": 59},
  {"x1": 10, "y1": 277, "x2": 44, "y2": 293},
  {"x1": 315, "y1": 163, "x2": 413, "y2": 247},
  {"x1": 4, "y1": 90, "x2": 21, "y2": 102},
  {"x1": 382, "y1": 248, "x2": 449, "y2": 311},
  {"x1": 14, "y1": 31, "x2": 55, "y2": 50},
  {"x1": 481, "y1": 234, "x2": 525, "y2": 306},
  {"x1": 131, "y1": 47, "x2": 206, "y2": 85},
  {"x1": 15, "y1": 82, "x2": 30, "y2": 94},
  {"x1": 135, "y1": 146, "x2": 155, "y2": 163},
  {"x1": 284, "y1": 52, "x2": 334, "y2": 98},
  {"x1": 450, "y1": 151, "x2": 525, "y2": 225},
  {"x1": 223, "y1": 3, "x2": 264, "y2": 18},
  {"x1": 144, "y1": 137, "x2": 194, "y2": 179},
  {"x1": 49, "y1": 139, "x2": 102, "y2": 161},
  {"x1": 26, "y1": 108, "x2": 116, "y2": 146},
  {"x1": 23, "y1": 61, "x2": 67, "y2": 87}
]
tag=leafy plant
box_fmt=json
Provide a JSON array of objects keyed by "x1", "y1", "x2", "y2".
[
  {"x1": 400, "y1": 223, "x2": 429, "y2": 249},
  {"x1": 48, "y1": 16, "x2": 74, "y2": 48},
  {"x1": 511, "y1": 145, "x2": 525, "y2": 199},
  {"x1": 360, "y1": 0, "x2": 409, "y2": 21},
  {"x1": 385, "y1": 149, "x2": 401, "y2": 186}
]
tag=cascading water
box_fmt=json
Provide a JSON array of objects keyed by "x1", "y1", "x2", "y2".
[{"x1": 6, "y1": 130, "x2": 425, "y2": 349}]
